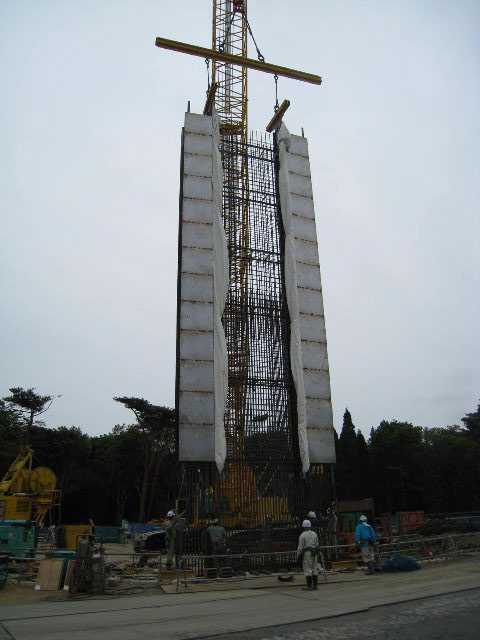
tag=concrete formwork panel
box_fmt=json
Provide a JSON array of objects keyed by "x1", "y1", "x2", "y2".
[
  {"x1": 298, "y1": 289, "x2": 324, "y2": 316},
  {"x1": 181, "y1": 247, "x2": 214, "y2": 276},
  {"x1": 277, "y1": 123, "x2": 335, "y2": 468},
  {"x1": 179, "y1": 391, "x2": 214, "y2": 424},
  {"x1": 180, "y1": 274, "x2": 213, "y2": 303},
  {"x1": 177, "y1": 112, "x2": 227, "y2": 467},
  {"x1": 179, "y1": 424, "x2": 215, "y2": 461},
  {"x1": 180, "y1": 301, "x2": 213, "y2": 331},
  {"x1": 291, "y1": 214, "x2": 317, "y2": 242},
  {"x1": 290, "y1": 194, "x2": 316, "y2": 219},
  {"x1": 301, "y1": 340, "x2": 329, "y2": 371},
  {"x1": 293, "y1": 238, "x2": 320, "y2": 265},
  {"x1": 299, "y1": 313, "x2": 326, "y2": 342},
  {"x1": 180, "y1": 331, "x2": 214, "y2": 361},
  {"x1": 182, "y1": 221, "x2": 214, "y2": 250}
]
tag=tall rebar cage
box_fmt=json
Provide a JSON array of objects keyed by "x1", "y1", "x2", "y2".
[
  {"x1": 178, "y1": 133, "x2": 333, "y2": 530},
  {"x1": 221, "y1": 133, "x2": 298, "y2": 465}
]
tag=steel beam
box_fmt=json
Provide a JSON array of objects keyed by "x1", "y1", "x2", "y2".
[{"x1": 155, "y1": 37, "x2": 322, "y2": 85}]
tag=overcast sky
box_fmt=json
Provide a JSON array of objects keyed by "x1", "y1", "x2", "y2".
[{"x1": 1, "y1": 0, "x2": 479, "y2": 436}]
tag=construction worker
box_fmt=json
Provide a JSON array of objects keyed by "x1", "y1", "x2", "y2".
[
  {"x1": 307, "y1": 511, "x2": 319, "y2": 529},
  {"x1": 202, "y1": 517, "x2": 227, "y2": 572},
  {"x1": 355, "y1": 514, "x2": 377, "y2": 575},
  {"x1": 202, "y1": 518, "x2": 227, "y2": 556},
  {"x1": 297, "y1": 519, "x2": 320, "y2": 590},
  {"x1": 164, "y1": 510, "x2": 176, "y2": 569},
  {"x1": 164, "y1": 510, "x2": 187, "y2": 570}
]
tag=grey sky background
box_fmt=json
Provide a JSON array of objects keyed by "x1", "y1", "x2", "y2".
[{"x1": 1, "y1": 0, "x2": 479, "y2": 436}]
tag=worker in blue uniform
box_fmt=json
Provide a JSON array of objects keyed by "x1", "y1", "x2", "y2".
[{"x1": 355, "y1": 514, "x2": 377, "y2": 575}]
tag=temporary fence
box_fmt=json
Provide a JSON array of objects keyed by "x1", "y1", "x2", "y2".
[{"x1": 3, "y1": 531, "x2": 480, "y2": 594}]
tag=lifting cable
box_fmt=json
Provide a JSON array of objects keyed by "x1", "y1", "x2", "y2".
[
  {"x1": 217, "y1": 8, "x2": 279, "y2": 115},
  {"x1": 205, "y1": 57, "x2": 211, "y2": 91},
  {"x1": 274, "y1": 74, "x2": 279, "y2": 112},
  {"x1": 218, "y1": 10, "x2": 266, "y2": 63}
]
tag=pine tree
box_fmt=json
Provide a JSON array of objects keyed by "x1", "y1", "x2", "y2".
[{"x1": 461, "y1": 401, "x2": 480, "y2": 443}]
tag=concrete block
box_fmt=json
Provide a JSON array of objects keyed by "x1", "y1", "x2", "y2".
[
  {"x1": 306, "y1": 398, "x2": 334, "y2": 428},
  {"x1": 180, "y1": 331, "x2": 213, "y2": 361},
  {"x1": 180, "y1": 301, "x2": 213, "y2": 331},
  {"x1": 179, "y1": 391, "x2": 214, "y2": 425},
  {"x1": 180, "y1": 360, "x2": 214, "y2": 392},
  {"x1": 181, "y1": 273, "x2": 213, "y2": 302},
  {"x1": 299, "y1": 313, "x2": 326, "y2": 342},
  {"x1": 179, "y1": 398, "x2": 214, "y2": 427},
  {"x1": 184, "y1": 132, "x2": 213, "y2": 156},
  {"x1": 184, "y1": 113, "x2": 213, "y2": 136},
  {"x1": 289, "y1": 134, "x2": 309, "y2": 158},
  {"x1": 288, "y1": 173, "x2": 313, "y2": 199},
  {"x1": 287, "y1": 154, "x2": 311, "y2": 177},
  {"x1": 290, "y1": 194, "x2": 315, "y2": 219},
  {"x1": 181, "y1": 246, "x2": 214, "y2": 276},
  {"x1": 296, "y1": 261, "x2": 322, "y2": 290},
  {"x1": 307, "y1": 425, "x2": 336, "y2": 463},
  {"x1": 182, "y1": 198, "x2": 214, "y2": 224},
  {"x1": 304, "y1": 369, "x2": 331, "y2": 400},
  {"x1": 182, "y1": 221, "x2": 213, "y2": 250},
  {"x1": 183, "y1": 175, "x2": 213, "y2": 201},
  {"x1": 179, "y1": 423, "x2": 215, "y2": 461},
  {"x1": 301, "y1": 340, "x2": 328, "y2": 371},
  {"x1": 291, "y1": 213, "x2": 317, "y2": 242},
  {"x1": 183, "y1": 153, "x2": 213, "y2": 178},
  {"x1": 298, "y1": 289, "x2": 324, "y2": 316},
  {"x1": 293, "y1": 237, "x2": 319, "y2": 265}
]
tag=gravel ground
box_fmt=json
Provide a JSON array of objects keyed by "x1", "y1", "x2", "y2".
[{"x1": 207, "y1": 587, "x2": 480, "y2": 640}]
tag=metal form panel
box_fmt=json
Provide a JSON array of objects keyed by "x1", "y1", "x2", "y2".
[
  {"x1": 177, "y1": 112, "x2": 227, "y2": 468},
  {"x1": 277, "y1": 124, "x2": 335, "y2": 466}
]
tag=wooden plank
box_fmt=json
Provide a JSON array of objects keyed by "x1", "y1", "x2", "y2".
[
  {"x1": 155, "y1": 37, "x2": 322, "y2": 86},
  {"x1": 35, "y1": 559, "x2": 64, "y2": 591},
  {"x1": 266, "y1": 99, "x2": 291, "y2": 133}
]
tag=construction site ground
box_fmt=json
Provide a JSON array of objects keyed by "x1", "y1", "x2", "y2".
[{"x1": 1, "y1": 553, "x2": 480, "y2": 639}]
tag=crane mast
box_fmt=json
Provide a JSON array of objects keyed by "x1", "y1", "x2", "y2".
[
  {"x1": 212, "y1": 0, "x2": 248, "y2": 142},
  {"x1": 211, "y1": 0, "x2": 251, "y2": 461}
]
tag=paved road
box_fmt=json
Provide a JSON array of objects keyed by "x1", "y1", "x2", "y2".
[
  {"x1": 209, "y1": 588, "x2": 480, "y2": 640},
  {"x1": 1, "y1": 558, "x2": 480, "y2": 639}
]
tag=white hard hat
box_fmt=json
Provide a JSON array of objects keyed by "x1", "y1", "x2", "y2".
[
  {"x1": 360, "y1": 515, "x2": 368, "y2": 522},
  {"x1": 307, "y1": 511, "x2": 316, "y2": 518},
  {"x1": 302, "y1": 519, "x2": 312, "y2": 528},
  {"x1": 167, "y1": 510, "x2": 175, "y2": 517}
]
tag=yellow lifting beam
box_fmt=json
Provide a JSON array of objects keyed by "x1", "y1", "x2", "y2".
[{"x1": 155, "y1": 37, "x2": 322, "y2": 86}]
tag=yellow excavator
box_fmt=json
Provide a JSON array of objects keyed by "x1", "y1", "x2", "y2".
[{"x1": 0, "y1": 446, "x2": 60, "y2": 525}]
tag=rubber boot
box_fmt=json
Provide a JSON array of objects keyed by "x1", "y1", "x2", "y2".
[
  {"x1": 312, "y1": 575, "x2": 318, "y2": 590},
  {"x1": 303, "y1": 576, "x2": 313, "y2": 590}
]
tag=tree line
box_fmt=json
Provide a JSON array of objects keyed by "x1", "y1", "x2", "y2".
[
  {"x1": 1, "y1": 387, "x2": 479, "y2": 523},
  {"x1": 335, "y1": 405, "x2": 480, "y2": 514}
]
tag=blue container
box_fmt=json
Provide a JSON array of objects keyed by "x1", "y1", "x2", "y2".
[
  {"x1": 0, "y1": 521, "x2": 37, "y2": 559},
  {"x1": 94, "y1": 526, "x2": 122, "y2": 543}
]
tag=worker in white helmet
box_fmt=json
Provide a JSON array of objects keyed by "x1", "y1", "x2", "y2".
[
  {"x1": 297, "y1": 519, "x2": 320, "y2": 590},
  {"x1": 355, "y1": 514, "x2": 377, "y2": 575},
  {"x1": 306, "y1": 510, "x2": 319, "y2": 529},
  {"x1": 164, "y1": 510, "x2": 176, "y2": 569}
]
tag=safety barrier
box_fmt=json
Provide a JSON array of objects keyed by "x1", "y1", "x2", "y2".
[{"x1": 3, "y1": 531, "x2": 480, "y2": 594}]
